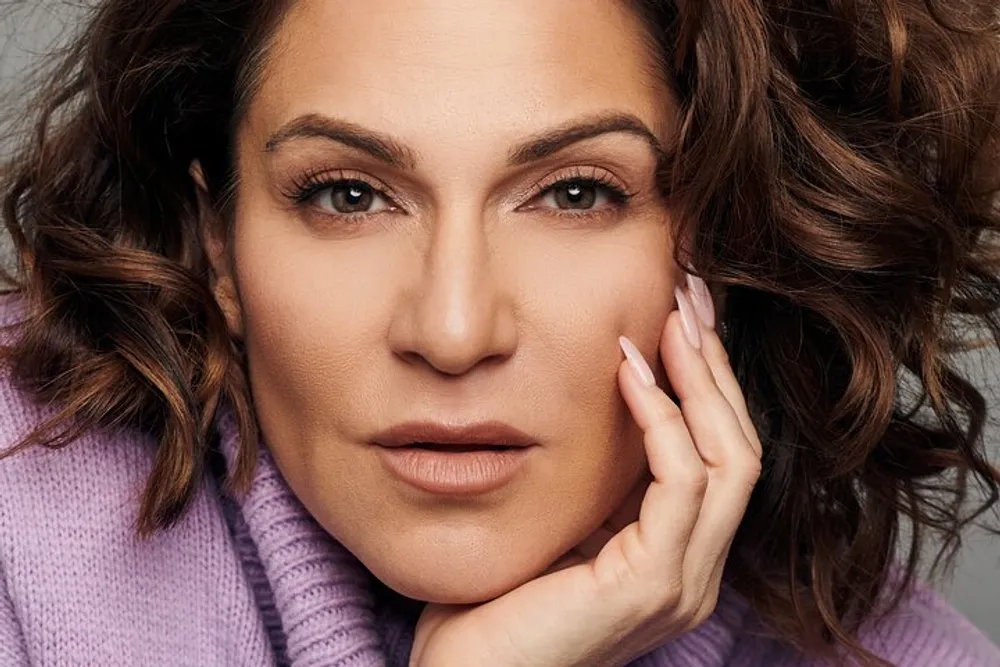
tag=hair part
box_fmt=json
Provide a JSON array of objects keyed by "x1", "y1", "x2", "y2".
[{"x1": 3, "y1": 1, "x2": 1000, "y2": 665}]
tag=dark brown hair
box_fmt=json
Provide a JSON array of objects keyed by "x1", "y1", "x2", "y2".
[{"x1": 2, "y1": 1, "x2": 999, "y2": 664}]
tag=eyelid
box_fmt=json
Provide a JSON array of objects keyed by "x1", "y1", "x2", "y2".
[
  {"x1": 536, "y1": 166, "x2": 628, "y2": 193},
  {"x1": 520, "y1": 165, "x2": 632, "y2": 204},
  {"x1": 514, "y1": 165, "x2": 634, "y2": 211},
  {"x1": 280, "y1": 167, "x2": 404, "y2": 210}
]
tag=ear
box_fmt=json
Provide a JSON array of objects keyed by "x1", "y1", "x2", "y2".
[{"x1": 190, "y1": 160, "x2": 244, "y2": 339}]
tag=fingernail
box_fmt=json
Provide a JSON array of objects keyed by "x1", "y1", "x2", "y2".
[
  {"x1": 685, "y1": 273, "x2": 715, "y2": 329},
  {"x1": 618, "y1": 335, "x2": 656, "y2": 387},
  {"x1": 674, "y1": 287, "x2": 702, "y2": 350}
]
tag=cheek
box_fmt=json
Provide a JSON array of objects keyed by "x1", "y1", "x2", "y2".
[
  {"x1": 505, "y1": 224, "x2": 673, "y2": 566},
  {"x1": 523, "y1": 225, "x2": 675, "y2": 406},
  {"x1": 513, "y1": 222, "x2": 674, "y2": 487},
  {"x1": 228, "y1": 211, "x2": 403, "y2": 424}
]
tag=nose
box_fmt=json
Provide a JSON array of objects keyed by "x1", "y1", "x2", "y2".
[{"x1": 388, "y1": 207, "x2": 518, "y2": 376}]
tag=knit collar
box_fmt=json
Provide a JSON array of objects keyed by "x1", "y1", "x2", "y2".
[
  {"x1": 215, "y1": 407, "x2": 753, "y2": 667},
  {"x1": 216, "y1": 407, "x2": 416, "y2": 667}
]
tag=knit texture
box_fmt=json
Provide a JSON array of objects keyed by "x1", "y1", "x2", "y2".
[{"x1": 1, "y1": 296, "x2": 999, "y2": 666}]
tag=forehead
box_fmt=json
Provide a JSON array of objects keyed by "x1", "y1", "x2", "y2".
[{"x1": 245, "y1": 0, "x2": 673, "y2": 145}]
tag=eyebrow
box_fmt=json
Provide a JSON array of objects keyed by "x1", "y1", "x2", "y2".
[
  {"x1": 264, "y1": 111, "x2": 664, "y2": 169},
  {"x1": 507, "y1": 112, "x2": 665, "y2": 166},
  {"x1": 264, "y1": 114, "x2": 418, "y2": 169}
]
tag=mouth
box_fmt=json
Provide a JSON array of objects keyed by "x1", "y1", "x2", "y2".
[
  {"x1": 405, "y1": 442, "x2": 516, "y2": 453},
  {"x1": 372, "y1": 420, "x2": 537, "y2": 449},
  {"x1": 373, "y1": 421, "x2": 536, "y2": 495}
]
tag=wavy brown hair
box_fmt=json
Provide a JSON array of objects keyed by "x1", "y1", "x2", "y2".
[{"x1": 2, "y1": 0, "x2": 999, "y2": 664}]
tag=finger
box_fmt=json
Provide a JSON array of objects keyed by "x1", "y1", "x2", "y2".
[
  {"x1": 686, "y1": 277, "x2": 762, "y2": 458},
  {"x1": 682, "y1": 278, "x2": 761, "y2": 598},
  {"x1": 660, "y1": 297, "x2": 761, "y2": 591},
  {"x1": 686, "y1": 319, "x2": 755, "y2": 607},
  {"x1": 702, "y1": 337, "x2": 762, "y2": 457},
  {"x1": 660, "y1": 297, "x2": 754, "y2": 472},
  {"x1": 617, "y1": 336, "x2": 708, "y2": 581}
]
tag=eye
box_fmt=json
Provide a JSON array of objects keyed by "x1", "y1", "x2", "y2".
[
  {"x1": 537, "y1": 178, "x2": 626, "y2": 212},
  {"x1": 312, "y1": 180, "x2": 393, "y2": 215}
]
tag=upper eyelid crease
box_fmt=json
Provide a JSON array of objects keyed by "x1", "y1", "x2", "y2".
[
  {"x1": 282, "y1": 169, "x2": 393, "y2": 200},
  {"x1": 530, "y1": 166, "x2": 629, "y2": 194},
  {"x1": 297, "y1": 173, "x2": 627, "y2": 207},
  {"x1": 289, "y1": 170, "x2": 632, "y2": 217},
  {"x1": 264, "y1": 111, "x2": 664, "y2": 170}
]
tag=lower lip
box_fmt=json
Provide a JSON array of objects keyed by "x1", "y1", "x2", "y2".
[{"x1": 376, "y1": 446, "x2": 532, "y2": 495}]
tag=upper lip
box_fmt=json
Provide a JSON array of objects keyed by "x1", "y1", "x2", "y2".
[{"x1": 372, "y1": 421, "x2": 536, "y2": 448}]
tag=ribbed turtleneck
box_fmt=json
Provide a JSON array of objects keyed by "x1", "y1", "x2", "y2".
[
  {"x1": 2, "y1": 292, "x2": 999, "y2": 666},
  {"x1": 215, "y1": 408, "x2": 416, "y2": 667}
]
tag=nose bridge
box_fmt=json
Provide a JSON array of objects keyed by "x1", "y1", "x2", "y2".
[{"x1": 394, "y1": 204, "x2": 517, "y2": 374}]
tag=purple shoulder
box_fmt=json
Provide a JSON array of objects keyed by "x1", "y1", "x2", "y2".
[
  {"x1": 0, "y1": 288, "x2": 156, "y2": 547},
  {"x1": 634, "y1": 579, "x2": 999, "y2": 667},
  {"x1": 733, "y1": 579, "x2": 1000, "y2": 667},
  {"x1": 852, "y1": 580, "x2": 1000, "y2": 667}
]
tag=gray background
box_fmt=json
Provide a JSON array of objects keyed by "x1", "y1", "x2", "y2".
[{"x1": 2, "y1": 0, "x2": 999, "y2": 644}]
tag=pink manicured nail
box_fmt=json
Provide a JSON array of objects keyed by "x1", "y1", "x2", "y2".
[
  {"x1": 674, "y1": 287, "x2": 702, "y2": 350},
  {"x1": 685, "y1": 273, "x2": 715, "y2": 329},
  {"x1": 618, "y1": 336, "x2": 656, "y2": 387}
]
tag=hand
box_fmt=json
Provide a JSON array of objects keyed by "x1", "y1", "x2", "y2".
[{"x1": 409, "y1": 278, "x2": 763, "y2": 667}]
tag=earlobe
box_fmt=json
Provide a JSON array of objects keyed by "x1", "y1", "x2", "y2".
[{"x1": 190, "y1": 160, "x2": 245, "y2": 339}]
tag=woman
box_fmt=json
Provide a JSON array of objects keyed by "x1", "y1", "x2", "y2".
[{"x1": 1, "y1": 0, "x2": 999, "y2": 665}]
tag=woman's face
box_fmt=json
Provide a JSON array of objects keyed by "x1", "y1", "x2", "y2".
[{"x1": 220, "y1": 0, "x2": 678, "y2": 603}]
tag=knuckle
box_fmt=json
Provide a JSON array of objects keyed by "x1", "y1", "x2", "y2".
[
  {"x1": 674, "y1": 601, "x2": 702, "y2": 629},
  {"x1": 691, "y1": 594, "x2": 719, "y2": 628},
  {"x1": 738, "y1": 451, "x2": 763, "y2": 479},
  {"x1": 671, "y1": 589, "x2": 720, "y2": 631},
  {"x1": 723, "y1": 450, "x2": 761, "y2": 486},
  {"x1": 680, "y1": 464, "x2": 709, "y2": 494},
  {"x1": 701, "y1": 336, "x2": 730, "y2": 368},
  {"x1": 648, "y1": 396, "x2": 684, "y2": 427},
  {"x1": 739, "y1": 456, "x2": 763, "y2": 490},
  {"x1": 645, "y1": 583, "x2": 683, "y2": 617}
]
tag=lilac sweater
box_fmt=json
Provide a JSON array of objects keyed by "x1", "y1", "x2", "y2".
[{"x1": 1, "y1": 307, "x2": 999, "y2": 666}]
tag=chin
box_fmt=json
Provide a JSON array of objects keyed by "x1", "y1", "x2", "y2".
[
  {"x1": 375, "y1": 564, "x2": 534, "y2": 605},
  {"x1": 359, "y1": 538, "x2": 561, "y2": 605}
]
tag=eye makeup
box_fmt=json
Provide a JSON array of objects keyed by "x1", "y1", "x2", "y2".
[{"x1": 267, "y1": 137, "x2": 660, "y2": 231}]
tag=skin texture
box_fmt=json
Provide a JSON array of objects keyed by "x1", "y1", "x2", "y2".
[{"x1": 207, "y1": 0, "x2": 681, "y2": 604}]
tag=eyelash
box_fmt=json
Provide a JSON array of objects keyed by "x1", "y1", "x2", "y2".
[
  {"x1": 280, "y1": 166, "x2": 635, "y2": 222},
  {"x1": 280, "y1": 168, "x2": 396, "y2": 219},
  {"x1": 525, "y1": 167, "x2": 634, "y2": 218}
]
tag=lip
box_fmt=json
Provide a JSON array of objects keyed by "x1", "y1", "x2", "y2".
[
  {"x1": 373, "y1": 421, "x2": 536, "y2": 495},
  {"x1": 372, "y1": 421, "x2": 536, "y2": 449}
]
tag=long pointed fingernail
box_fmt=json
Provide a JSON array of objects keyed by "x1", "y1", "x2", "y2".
[
  {"x1": 674, "y1": 287, "x2": 702, "y2": 350},
  {"x1": 685, "y1": 273, "x2": 715, "y2": 329},
  {"x1": 618, "y1": 335, "x2": 656, "y2": 387}
]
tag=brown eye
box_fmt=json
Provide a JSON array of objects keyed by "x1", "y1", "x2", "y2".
[
  {"x1": 313, "y1": 180, "x2": 391, "y2": 215},
  {"x1": 552, "y1": 181, "x2": 597, "y2": 209},
  {"x1": 536, "y1": 178, "x2": 628, "y2": 213}
]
